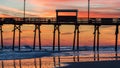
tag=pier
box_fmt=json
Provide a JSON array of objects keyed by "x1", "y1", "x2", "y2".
[{"x1": 0, "y1": 16, "x2": 120, "y2": 52}]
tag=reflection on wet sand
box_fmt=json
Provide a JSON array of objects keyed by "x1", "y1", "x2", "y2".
[
  {"x1": 0, "y1": 56, "x2": 76, "y2": 68},
  {"x1": 0, "y1": 51, "x2": 120, "y2": 68},
  {"x1": 93, "y1": 51, "x2": 99, "y2": 61}
]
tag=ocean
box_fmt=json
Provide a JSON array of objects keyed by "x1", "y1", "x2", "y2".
[{"x1": 0, "y1": 46, "x2": 120, "y2": 68}]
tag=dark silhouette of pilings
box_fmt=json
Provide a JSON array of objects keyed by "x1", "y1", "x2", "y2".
[
  {"x1": 33, "y1": 25, "x2": 41, "y2": 50},
  {"x1": 12, "y1": 25, "x2": 22, "y2": 51},
  {"x1": 53, "y1": 25, "x2": 60, "y2": 51},
  {"x1": 77, "y1": 26, "x2": 80, "y2": 51},
  {"x1": 0, "y1": 25, "x2": 3, "y2": 50},
  {"x1": 93, "y1": 25, "x2": 96, "y2": 52},
  {"x1": 96, "y1": 25, "x2": 100, "y2": 61},
  {"x1": 93, "y1": 25, "x2": 100, "y2": 51},
  {"x1": 53, "y1": 26, "x2": 55, "y2": 51},
  {"x1": 93, "y1": 25, "x2": 100, "y2": 61},
  {"x1": 92, "y1": 18, "x2": 97, "y2": 52},
  {"x1": 115, "y1": 22, "x2": 119, "y2": 60},
  {"x1": 73, "y1": 28, "x2": 76, "y2": 51},
  {"x1": 96, "y1": 25, "x2": 100, "y2": 52},
  {"x1": 73, "y1": 25, "x2": 80, "y2": 51},
  {"x1": 58, "y1": 25, "x2": 60, "y2": 51}
]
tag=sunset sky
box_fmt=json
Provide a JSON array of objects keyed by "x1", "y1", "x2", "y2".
[
  {"x1": 0, "y1": 0, "x2": 120, "y2": 17},
  {"x1": 0, "y1": 0, "x2": 120, "y2": 47}
]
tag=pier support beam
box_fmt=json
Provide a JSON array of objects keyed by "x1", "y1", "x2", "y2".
[
  {"x1": 115, "y1": 24, "x2": 119, "y2": 60},
  {"x1": 73, "y1": 26, "x2": 76, "y2": 51},
  {"x1": 0, "y1": 25, "x2": 3, "y2": 50},
  {"x1": 53, "y1": 25, "x2": 60, "y2": 51},
  {"x1": 96, "y1": 25, "x2": 100, "y2": 53},
  {"x1": 93, "y1": 25, "x2": 96, "y2": 52},
  {"x1": 77, "y1": 26, "x2": 80, "y2": 51},
  {"x1": 12, "y1": 25, "x2": 22, "y2": 51},
  {"x1": 73, "y1": 25, "x2": 80, "y2": 51},
  {"x1": 93, "y1": 25, "x2": 100, "y2": 61},
  {"x1": 33, "y1": 25, "x2": 41, "y2": 50}
]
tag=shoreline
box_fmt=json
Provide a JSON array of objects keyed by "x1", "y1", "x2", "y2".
[
  {"x1": 0, "y1": 50, "x2": 119, "y2": 60},
  {"x1": 0, "y1": 51, "x2": 51, "y2": 60}
]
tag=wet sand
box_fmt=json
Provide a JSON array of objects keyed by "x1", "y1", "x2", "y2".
[{"x1": 59, "y1": 61, "x2": 120, "y2": 68}]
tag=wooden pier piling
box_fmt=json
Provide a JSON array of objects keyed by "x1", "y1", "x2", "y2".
[
  {"x1": 53, "y1": 25, "x2": 56, "y2": 51},
  {"x1": 73, "y1": 25, "x2": 80, "y2": 51},
  {"x1": 0, "y1": 25, "x2": 3, "y2": 50},
  {"x1": 53, "y1": 25, "x2": 61, "y2": 51},
  {"x1": 33, "y1": 25, "x2": 41, "y2": 50},
  {"x1": 13, "y1": 25, "x2": 22, "y2": 51}
]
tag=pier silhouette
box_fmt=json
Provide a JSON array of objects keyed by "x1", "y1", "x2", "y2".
[{"x1": 0, "y1": 15, "x2": 120, "y2": 53}]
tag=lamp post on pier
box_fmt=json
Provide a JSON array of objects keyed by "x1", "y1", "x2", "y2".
[
  {"x1": 23, "y1": 0, "x2": 26, "y2": 23},
  {"x1": 88, "y1": 0, "x2": 90, "y2": 21}
]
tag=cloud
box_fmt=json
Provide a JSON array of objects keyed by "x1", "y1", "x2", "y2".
[
  {"x1": 0, "y1": 0, "x2": 120, "y2": 17},
  {"x1": 0, "y1": 14, "x2": 12, "y2": 17},
  {"x1": 0, "y1": 5, "x2": 43, "y2": 17},
  {"x1": 26, "y1": 0, "x2": 120, "y2": 17}
]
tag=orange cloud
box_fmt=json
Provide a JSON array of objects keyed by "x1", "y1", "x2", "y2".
[
  {"x1": 0, "y1": 5, "x2": 43, "y2": 17},
  {"x1": 0, "y1": 0, "x2": 120, "y2": 18},
  {"x1": 0, "y1": 14, "x2": 12, "y2": 17}
]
